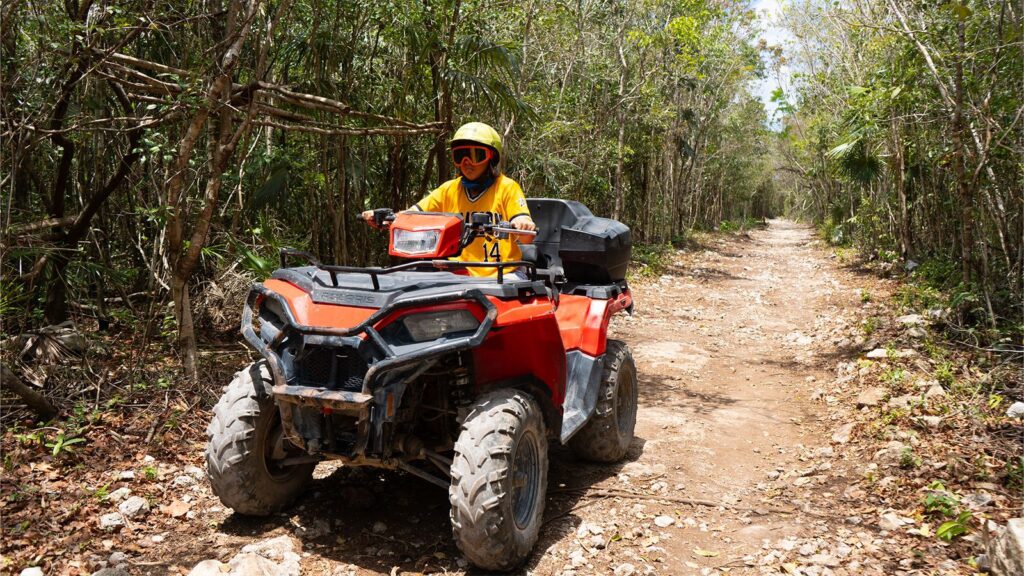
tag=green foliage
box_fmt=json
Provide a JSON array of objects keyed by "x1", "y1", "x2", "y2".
[
  {"x1": 936, "y1": 511, "x2": 973, "y2": 541},
  {"x1": 776, "y1": 0, "x2": 1022, "y2": 344},
  {"x1": 899, "y1": 446, "x2": 921, "y2": 469},
  {"x1": 631, "y1": 244, "x2": 674, "y2": 278},
  {"x1": 922, "y1": 481, "x2": 958, "y2": 517},
  {"x1": 861, "y1": 316, "x2": 880, "y2": 335}
]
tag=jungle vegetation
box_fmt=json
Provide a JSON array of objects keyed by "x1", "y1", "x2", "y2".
[{"x1": 1, "y1": 0, "x2": 1020, "y2": 393}]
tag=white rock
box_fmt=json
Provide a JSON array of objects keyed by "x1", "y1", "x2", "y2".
[
  {"x1": 118, "y1": 470, "x2": 135, "y2": 480},
  {"x1": 896, "y1": 314, "x2": 925, "y2": 326},
  {"x1": 117, "y1": 496, "x2": 149, "y2": 518},
  {"x1": 142, "y1": 455, "x2": 156, "y2": 463},
  {"x1": 991, "y1": 518, "x2": 1024, "y2": 576},
  {"x1": 20, "y1": 568, "x2": 44, "y2": 576},
  {"x1": 187, "y1": 560, "x2": 223, "y2": 576},
  {"x1": 569, "y1": 550, "x2": 587, "y2": 568},
  {"x1": 1005, "y1": 402, "x2": 1024, "y2": 419},
  {"x1": 107, "y1": 487, "x2": 131, "y2": 503},
  {"x1": 173, "y1": 475, "x2": 197, "y2": 487},
  {"x1": 832, "y1": 423, "x2": 856, "y2": 444},
  {"x1": 614, "y1": 563, "x2": 637, "y2": 576},
  {"x1": 924, "y1": 384, "x2": 946, "y2": 399},
  {"x1": 855, "y1": 387, "x2": 885, "y2": 407},
  {"x1": 99, "y1": 512, "x2": 124, "y2": 530},
  {"x1": 878, "y1": 511, "x2": 913, "y2": 531},
  {"x1": 654, "y1": 515, "x2": 675, "y2": 528},
  {"x1": 184, "y1": 465, "x2": 206, "y2": 479}
]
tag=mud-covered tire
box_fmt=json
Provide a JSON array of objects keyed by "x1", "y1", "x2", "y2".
[
  {"x1": 449, "y1": 389, "x2": 548, "y2": 571},
  {"x1": 206, "y1": 362, "x2": 314, "y2": 515},
  {"x1": 568, "y1": 339, "x2": 637, "y2": 463}
]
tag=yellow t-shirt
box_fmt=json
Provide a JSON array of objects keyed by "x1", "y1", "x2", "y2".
[{"x1": 415, "y1": 174, "x2": 531, "y2": 277}]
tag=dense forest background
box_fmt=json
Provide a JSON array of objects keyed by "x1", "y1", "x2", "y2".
[{"x1": 1, "y1": 0, "x2": 1020, "y2": 392}]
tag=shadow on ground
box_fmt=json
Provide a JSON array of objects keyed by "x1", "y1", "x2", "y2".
[{"x1": 207, "y1": 437, "x2": 647, "y2": 574}]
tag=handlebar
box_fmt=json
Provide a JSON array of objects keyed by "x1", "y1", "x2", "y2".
[
  {"x1": 361, "y1": 209, "x2": 537, "y2": 237},
  {"x1": 492, "y1": 224, "x2": 537, "y2": 237}
]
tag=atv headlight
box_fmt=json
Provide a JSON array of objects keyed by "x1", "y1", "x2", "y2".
[
  {"x1": 392, "y1": 229, "x2": 440, "y2": 256},
  {"x1": 381, "y1": 309, "x2": 480, "y2": 344}
]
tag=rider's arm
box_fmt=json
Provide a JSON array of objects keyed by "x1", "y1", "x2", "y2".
[{"x1": 503, "y1": 186, "x2": 536, "y2": 243}]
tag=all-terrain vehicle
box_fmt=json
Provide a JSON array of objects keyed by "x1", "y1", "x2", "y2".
[{"x1": 206, "y1": 198, "x2": 637, "y2": 570}]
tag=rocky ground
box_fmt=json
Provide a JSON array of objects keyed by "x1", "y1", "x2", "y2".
[{"x1": 2, "y1": 220, "x2": 1020, "y2": 575}]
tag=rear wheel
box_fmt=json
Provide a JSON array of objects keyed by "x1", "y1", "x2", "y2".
[
  {"x1": 569, "y1": 339, "x2": 637, "y2": 462},
  {"x1": 206, "y1": 362, "x2": 314, "y2": 515},
  {"x1": 449, "y1": 389, "x2": 548, "y2": 571}
]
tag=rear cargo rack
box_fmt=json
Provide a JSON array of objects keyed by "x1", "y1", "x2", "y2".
[{"x1": 279, "y1": 248, "x2": 537, "y2": 289}]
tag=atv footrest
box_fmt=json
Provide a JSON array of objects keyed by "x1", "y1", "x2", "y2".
[{"x1": 272, "y1": 384, "x2": 372, "y2": 415}]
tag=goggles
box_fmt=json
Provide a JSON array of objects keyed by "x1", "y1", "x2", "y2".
[{"x1": 451, "y1": 145, "x2": 494, "y2": 166}]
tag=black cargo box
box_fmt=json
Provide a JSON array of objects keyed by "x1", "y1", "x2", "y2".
[
  {"x1": 525, "y1": 198, "x2": 632, "y2": 284},
  {"x1": 559, "y1": 217, "x2": 631, "y2": 283}
]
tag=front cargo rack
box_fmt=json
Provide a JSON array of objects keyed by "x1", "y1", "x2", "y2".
[{"x1": 278, "y1": 248, "x2": 538, "y2": 289}]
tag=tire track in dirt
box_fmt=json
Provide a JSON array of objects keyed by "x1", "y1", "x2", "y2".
[{"x1": 530, "y1": 220, "x2": 847, "y2": 575}]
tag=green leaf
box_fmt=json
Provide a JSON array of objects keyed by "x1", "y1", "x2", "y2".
[
  {"x1": 945, "y1": 2, "x2": 972, "y2": 20},
  {"x1": 252, "y1": 162, "x2": 290, "y2": 211},
  {"x1": 936, "y1": 520, "x2": 965, "y2": 540}
]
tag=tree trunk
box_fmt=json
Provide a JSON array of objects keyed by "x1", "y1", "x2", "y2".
[
  {"x1": 612, "y1": 40, "x2": 628, "y2": 222},
  {"x1": 1, "y1": 363, "x2": 58, "y2": 421},
  {"x1": 953, "y1": 18, "x2": 971, "y2": 285}
]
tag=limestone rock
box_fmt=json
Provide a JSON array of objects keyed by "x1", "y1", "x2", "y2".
[
  {"x1": 855, "y1": 387, "x2": 885, "y2": 408},
  {"x1": 991, "y1": 518, "x2": 1024, "y2": 576},
  {"x1": 99, "y1": 512, "x2": 124, "y2": 531},
  {"x1": 117, "y1": 496, "x2": 149, "y2": 519},
  {"x1": 832, "y1": 423, "x2": 856, "y2": 443}
]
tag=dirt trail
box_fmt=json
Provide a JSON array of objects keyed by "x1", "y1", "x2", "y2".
[
  {"x1": 543, "y1": 218, "x2": 845, "y2": 574},
  {"x1": 85, "y1": 220, "x2": 868, "y2": 575}
]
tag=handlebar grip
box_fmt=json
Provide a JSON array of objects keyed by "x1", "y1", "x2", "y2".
[{"x1": 492, "y1": 226, "x2": 538, "y2": 237}]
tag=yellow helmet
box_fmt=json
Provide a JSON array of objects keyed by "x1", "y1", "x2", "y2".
[{"x1": 450, "y1": 122, "x2": 502, "y2": 156}]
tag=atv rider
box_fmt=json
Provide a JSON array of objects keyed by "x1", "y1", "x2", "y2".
[{"x1": 362, "y1": 122, "x2": 537, "y2": 279}]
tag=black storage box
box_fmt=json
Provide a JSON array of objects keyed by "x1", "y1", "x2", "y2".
[{"x1": 559, "y1": 216, "x2": 632, "y2": 283}]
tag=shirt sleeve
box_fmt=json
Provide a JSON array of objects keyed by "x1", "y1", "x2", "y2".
[
  {"x1": 415, "y1": 184, "x2": 447, "y2": 212},
  {"x1": 503, "y1": 180, "x2": 531, "y2": 222}
]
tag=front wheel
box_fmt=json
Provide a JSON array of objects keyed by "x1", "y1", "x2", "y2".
[
  {"x1": 206, "y1": 362, "x2": 314, "y2": 515},
  {"x1": 568, "y1": 339, "x2": 638, "y2": 462},
  {"x1": 449, "y1": 389, "x2": 548, "y2": 571}
]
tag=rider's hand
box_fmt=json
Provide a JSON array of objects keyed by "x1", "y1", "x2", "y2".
[
  {"x1": 361, "y1": 210, "x2": 379, "y2": 228},
  {"x1": 511, "y1": 216, "x2": 536, "y2": 244},
  {"x1": 511, "y1": 217, "x2": 536, "y2": 232}
]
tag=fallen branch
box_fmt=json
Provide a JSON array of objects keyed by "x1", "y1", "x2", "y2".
[
  {"x1": 7, "y1": 215, "x2": 78, "y2": 236},
  {"x1": 253, "y1": 119, "x2": 444, "y2": 137},
  {"x1": 553, "y1": 487, "x2": 824, "y2": 517},
  {"x1": 0, "y1": 363, "x2": 58, "y2": 420}
]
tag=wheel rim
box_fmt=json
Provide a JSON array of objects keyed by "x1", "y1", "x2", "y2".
[
  {"x1": 260, "y1": 409, "x2": 297, "y2": 481},
  {"x1": 615, "y1": 367, "x2": 637, "y2": 437},
  {"x1": 511, "y1": 431, "x2": 541, "y2": 529}
]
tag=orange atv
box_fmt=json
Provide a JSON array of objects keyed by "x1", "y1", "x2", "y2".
[{"x1": 205, "y1": 199, "x2": 637, "y2": 571}]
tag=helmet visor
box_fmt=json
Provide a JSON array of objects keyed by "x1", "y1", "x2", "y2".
[{"x1": 451, "y1": 145, "x2": 493, "y2": 166}]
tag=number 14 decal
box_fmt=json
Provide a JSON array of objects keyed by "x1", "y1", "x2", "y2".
[{"x1": 481, "y1": 242, "x2": 502, "y2": 262}]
